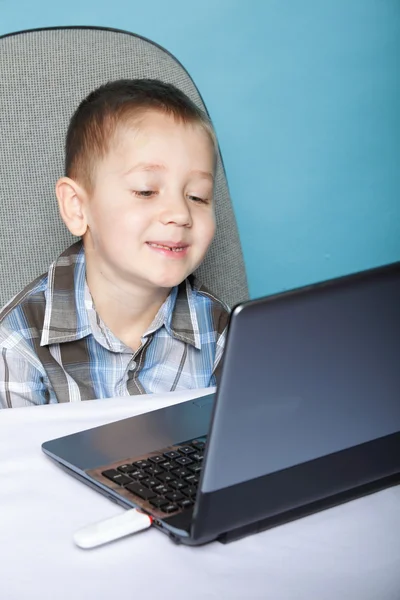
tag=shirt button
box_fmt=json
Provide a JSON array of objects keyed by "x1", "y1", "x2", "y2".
[{"x1": 129, "y1": 360, "x2": 137, "y2": 370}]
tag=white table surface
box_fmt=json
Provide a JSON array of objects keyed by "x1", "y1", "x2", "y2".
[{"x1": 1, "y1": 388, "x2": 400, "y2": 600}]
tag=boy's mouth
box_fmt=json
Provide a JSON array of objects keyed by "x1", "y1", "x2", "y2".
[
  {"x1": 146, "y1": 242, "x2": 189, "y2": 252},
  {"x1": 146, "y1": 241, "x2": 189, "y2": 259}
]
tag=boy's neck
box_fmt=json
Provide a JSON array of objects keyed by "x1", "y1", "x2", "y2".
[{"x1": 85, "y1": 260, "x2": 171, "y2": 352}]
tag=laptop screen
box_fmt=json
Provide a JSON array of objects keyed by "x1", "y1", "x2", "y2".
[{"x1": 202, "y1": 263, "x2": 400, "y2": 493}]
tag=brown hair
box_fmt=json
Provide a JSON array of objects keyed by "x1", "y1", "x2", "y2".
[{"x1": 65, "y1": 79, "x2": 217, "y2": 191}]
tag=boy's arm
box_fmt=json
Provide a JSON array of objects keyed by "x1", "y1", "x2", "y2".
[{"x1": 0, "y1": 336, "x2": 48, "y2": 409}]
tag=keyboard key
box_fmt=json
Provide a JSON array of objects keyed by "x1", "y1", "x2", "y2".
[
  {"x1": 148, "y1": 455, "x2": 166, "y2": 464},
  {"x1": 117, "y1": 464, "x2": 137, "y2": 474},
  {"x1": 182, "y1": 486, "x2": 197, "y2": 498},
  {"x1": 172, "y1": 467, "x2": 191, "y2": 479},
  {"x1": 156, "y1": 472, "x2": 176, "y2": 484},
  {"x1": 133, "y1": 460, "x2": 150, "y2": 469},
  {"x1": 163, "y1": 451, "x2": 180, "y2": 460},
  {"x1": 153, "y1": 484, "x2": 171, "y2": 495},
  {"x1": 141, "y1": 477, "x2": 159, "y2": 488},
  {"x1": 144, "y1": 465, "x2": 164, "y2": 477},
  {"x1": 160, "y1": 460, "x2": 179, "y2": 471},
  {"x1": 184, "y1": 474, "x2": 198, "y2": 484},
  {"x1": 188, "y1": 464, "x2": 202, "y2": 474},
  {"x1": 169, "y1": 479, "x2": 188, "y2": 491},
  {"x1": 175, "y1": 456, "x2": 193, "y2": 466},
  {"x1": 190, "y1": 453, "x2": 204, "y2": 462},
  {"x1": 130, "y1": 472, "x2": 146, "y2": 482},
  {"x1": 191, "y1": 440, "x2": 205, "y2": 450},
  {"x1": 166, "y1": 491, "x2": 185, "y2": 503},
  {"x1": 149, "y1": 497, "x2": 170, "y2": 509},
  {"x1": 178, "y1": 445, "x2": 196, "y2": 455},
  {"x1": 122, "y1": 469, "x2": 142, "y2": 479},
  {"x1": 161, "y1": 503, "x2": 179, "y2": 514},
  {"x1": 112, "y1": 474, "x2": 132, "y2": 486},
  {"x1": 102, "y1": 469, "x2": 120, "y2": 481},
  {"x1": 125, "y1": 482, "x2": 156, "y2": 500},
  {"x1": 178, "y1": 498, "x2": 194, "y2": 509},
  {"x1": 101, "y1": 470, "x2": 132, "y2": 486}
]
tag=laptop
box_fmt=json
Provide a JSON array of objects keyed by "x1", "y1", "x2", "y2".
[{"x1": 42, "y1": 261, "x2": 400, "y2": 546}]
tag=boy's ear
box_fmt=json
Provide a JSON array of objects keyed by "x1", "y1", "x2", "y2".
[{"x1": 56, "y1": 177, "x2": 88, "y2": 237}]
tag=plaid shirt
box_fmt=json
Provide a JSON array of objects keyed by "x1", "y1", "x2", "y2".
[{"x1": 0, "y1": 242, "x2": 229, "y2": 408}]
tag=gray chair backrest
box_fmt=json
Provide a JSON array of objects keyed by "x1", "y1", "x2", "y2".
[{"x1": 0, "y1": 26, "x2": 248, "y2": 309}]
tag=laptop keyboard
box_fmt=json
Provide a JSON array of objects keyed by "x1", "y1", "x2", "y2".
[{"x1": 100, "y1": 438, "x2": 206, "y2": 516}]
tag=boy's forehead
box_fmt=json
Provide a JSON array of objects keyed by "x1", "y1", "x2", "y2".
[
  {"x1": 113, "y1": 110, "x2": 211, "y2": 143},
  {"x1": 106, "y1": 111, "x2": 215, "y2": 165}
]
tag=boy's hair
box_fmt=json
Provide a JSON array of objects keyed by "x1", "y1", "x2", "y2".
[{"x1": 65, "y1": 79, "x2": 217, "y2": 191}]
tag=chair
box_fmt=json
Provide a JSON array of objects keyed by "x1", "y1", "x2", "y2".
[{"x1": 0, "y1": 26, "x2": 248, "y2": 309}]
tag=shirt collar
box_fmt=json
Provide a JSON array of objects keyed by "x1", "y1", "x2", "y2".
[
  {"x1": 40, "y1": 241, "x2": 90, "y2": 346},
  {"x1": 40, "y1": 242, "x2": 201, "y2": 349},
  {"x1": 168, "y1": 278, "x2": 201, "y2": 349}
]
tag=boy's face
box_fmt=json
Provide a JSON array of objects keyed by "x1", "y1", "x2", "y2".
[{"x1": 82, "y1": 111, "x2": 216, "y2": 292}]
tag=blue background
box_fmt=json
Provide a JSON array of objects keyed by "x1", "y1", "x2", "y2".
[{"x1": 1, "y1": 0, "x2": 399, "y2": 298}]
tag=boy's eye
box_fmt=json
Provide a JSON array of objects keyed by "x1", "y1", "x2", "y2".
[
  {"x1": 188, "y1": 194, "x2": 209, "y2": 204},
  {"x1": 133, "y1": 190, "x2": 157, "y2": 198}
]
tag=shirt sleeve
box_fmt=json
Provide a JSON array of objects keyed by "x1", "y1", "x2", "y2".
[{"x1": 0, "y1": 340, "x2": 48, "y2": 409}]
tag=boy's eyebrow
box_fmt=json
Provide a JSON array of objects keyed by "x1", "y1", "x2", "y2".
[{"x1": 124, "y1": 162, "x2": 214, "y2": 181}]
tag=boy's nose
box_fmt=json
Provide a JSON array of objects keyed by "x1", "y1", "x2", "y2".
[{"x1": 159, "y1": 195, "x2": 192, "y2": 227}]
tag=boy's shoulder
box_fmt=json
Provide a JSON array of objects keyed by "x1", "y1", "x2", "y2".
[
  {"x1": 0, "y1": 241, "x2": 84, "y2": 335},
  {"x1": 0, "y1": 273, "x2": 48, "y2": 329}
]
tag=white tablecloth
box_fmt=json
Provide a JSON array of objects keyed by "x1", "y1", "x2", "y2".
[{"x1": 1, "y1": 388, "x2": 400, "y2": 600}]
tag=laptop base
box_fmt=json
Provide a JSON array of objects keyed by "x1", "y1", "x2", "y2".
[{"x1": 218, "y1": 473, "x2": 400, "y2": 544}]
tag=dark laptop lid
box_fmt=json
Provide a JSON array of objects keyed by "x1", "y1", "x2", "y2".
[{"x1": 193, "y1": 261, "x2": 400, "y2": 542}]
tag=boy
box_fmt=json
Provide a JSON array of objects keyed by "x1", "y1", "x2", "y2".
[{"x1": 0, "y1": 79, "x2": 229, "y2": 408}]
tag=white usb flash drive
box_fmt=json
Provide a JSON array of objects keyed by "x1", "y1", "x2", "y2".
[{"x1": 73, "y1": 508, "x2": 153, "y2": 549}]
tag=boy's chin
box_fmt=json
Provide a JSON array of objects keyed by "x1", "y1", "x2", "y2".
[
  {"x1": 150, "y1": 275, "x2": 188, "y2": 290},
  {"x1": 146, "y1": 268, "x2": 193, "y2": 290},
  {"x1": 141, "y1": 264, "x2": 199, "y2": 290}
]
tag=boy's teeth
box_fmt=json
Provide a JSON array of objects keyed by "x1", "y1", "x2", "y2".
[{"x1": 149, "y1": 243, "x2": 184, "y2": 252}]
